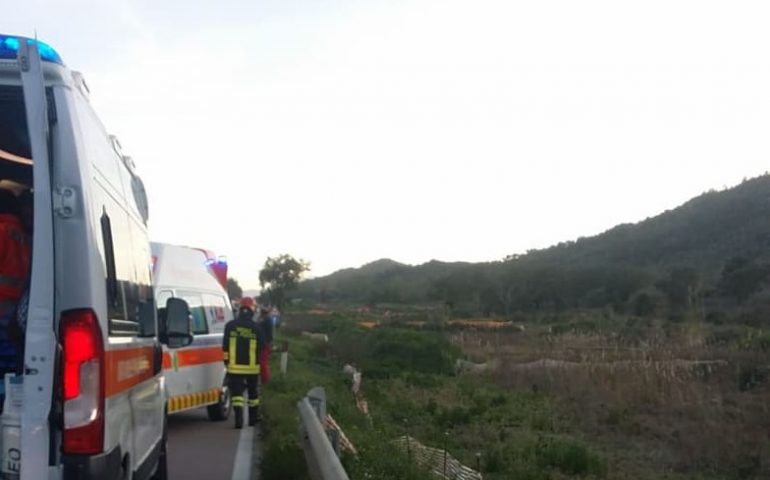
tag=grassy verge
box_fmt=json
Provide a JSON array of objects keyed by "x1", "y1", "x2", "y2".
[
  {"x1": 262, "y1": 313, "x2": 611, "y2": 480},
  {"x1": 260, "y1": 330, "x2": 434, "y2": 480}
]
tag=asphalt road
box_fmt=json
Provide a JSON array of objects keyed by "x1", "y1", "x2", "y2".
[{"x1": 167, "y1": 408, "x2": 260, "y2": 480}]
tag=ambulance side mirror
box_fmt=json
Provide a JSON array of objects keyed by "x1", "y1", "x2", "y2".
[{"x1": 163, "y1": 298, "x2": 194, "y2": 348}]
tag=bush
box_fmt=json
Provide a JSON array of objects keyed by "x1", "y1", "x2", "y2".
[
  {"x1": 705, "y1": 326, "x2": 746, "y2": 347},
  {"x1": 528, "y1": 436, "x2": 606, "y2": 476},
  {"x1": 744, "y1": 332, "x2": 770, "y2": 352},
  {"x1": 261, "y1": 440, "x2": 309, "y2": 480},
  {"x1": 350, "y1": 328, "x2": 459, "y2": 379},
  {"x1": 738, "y1": 363, "x2": 768, "y2": 391},
  {"x1": 345, "y1": 437, "x2": 434, "y2": 480}
]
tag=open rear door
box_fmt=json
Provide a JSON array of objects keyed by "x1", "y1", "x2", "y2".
[{"x1": 18, "y1": 39, "x2": 57, "y2": 480}]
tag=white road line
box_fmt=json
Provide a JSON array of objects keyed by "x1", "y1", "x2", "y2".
[{"x1": 231, "y1": 412, "x2": 255, "y2": 480}]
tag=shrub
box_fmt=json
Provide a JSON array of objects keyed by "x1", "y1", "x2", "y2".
[
  {"x1": 361, "y1": 328, "x2": 460, "y2": 378},
  {"x1": 528, "y1": 436, "x2": 606, "y2": 476},
  {"x1": 261, "y1": 439, "x2": 309, "y2": 480},
  {"x1": 743, "y1": 332, "x2": 770, "y2": 352},
  {"x1": 738, "y1": 363, "x2": 768, "y2": 391}
]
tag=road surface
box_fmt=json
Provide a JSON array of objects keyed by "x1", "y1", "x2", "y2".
[{"x1": 168, "y1": 408, "x2": 261, "y2": 480}]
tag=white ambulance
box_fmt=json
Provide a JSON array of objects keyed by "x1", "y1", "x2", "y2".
[
  {"x1": 151, "y1": 243, "x2": 232, "y2": 420},
  {"x1": 0, "y1": 35, "x2": 193, "y2": 479}
]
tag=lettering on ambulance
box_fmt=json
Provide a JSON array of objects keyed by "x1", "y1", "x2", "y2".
[{"x1": 105, "y1": 347, "x2": 155, "y2": 397}]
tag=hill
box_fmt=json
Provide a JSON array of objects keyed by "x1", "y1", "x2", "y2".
[
  {"x1": 520, "y1": 174, "x2": 770, "y2": 270},
  {"x1": 296, "y1": 175, "x2": 770, "y2": 323}
]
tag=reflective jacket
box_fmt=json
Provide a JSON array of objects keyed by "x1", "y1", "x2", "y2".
[
  {"x1": 222, "y1": 312, "x2": 261, "y2": 375},
  {"x1": 0, "y1": 214, "x2": 31, "y2": 315}
]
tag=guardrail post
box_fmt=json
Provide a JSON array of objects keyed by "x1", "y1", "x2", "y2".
[{"x1": 307, "y1": 386, "x2": 327, "y2": 420}]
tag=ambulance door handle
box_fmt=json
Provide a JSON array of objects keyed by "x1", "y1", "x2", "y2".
[{"x1": 152, "y1": 342, "x2": 163, "y2": 376}]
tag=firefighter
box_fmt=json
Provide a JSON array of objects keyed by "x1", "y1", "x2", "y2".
[{"x1": 223, "y1": 297, "x2": 262, "y2": 429}]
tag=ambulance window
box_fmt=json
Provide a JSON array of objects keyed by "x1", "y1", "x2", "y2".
[
  {"x1": 156, "y1": 290, "x2": 173, "y2": 308},
  {"x1": 178, "y1": 292, "x2": 208, "y2": 334},
  {"x1": 127, "y1": 216, "x2": 155, "y2": 336},
  {"x1": 97, "y1": 196, "x2": 129, "y2": 326},
  {"x1": 203, "y1": 294, "x2": 229, "y2": 329},
  {"x1": 99, "y1": 187, "x2": 155, "y2": 337}
]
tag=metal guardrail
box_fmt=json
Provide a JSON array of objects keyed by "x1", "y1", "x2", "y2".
[{"x1": 298, "y1": 387, "x2": 350, "y2": 480}]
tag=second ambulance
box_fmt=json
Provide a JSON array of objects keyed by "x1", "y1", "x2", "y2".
[{"x1": 152, "y1": 243, "x2": 233, "y2": 421}]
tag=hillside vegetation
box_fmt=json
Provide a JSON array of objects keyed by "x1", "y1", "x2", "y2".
[{"x1": 297, "y1": 175, "x2": 770, "y2": 324}]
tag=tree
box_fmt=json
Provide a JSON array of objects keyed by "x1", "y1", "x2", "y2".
[
  {"x1": 657, "y1": 267, "x2": 702, "y2": 313},
  {"x1": 259, "y1": 254, "x2": 311, "y2": 308},
  {"x1": 227, "y1": 277, "x2": 243, "y2": 300},
  {"x1": 719, "y1": 257, "x2": 770, "y2": 302}
]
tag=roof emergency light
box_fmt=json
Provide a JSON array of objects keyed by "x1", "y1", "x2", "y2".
[{"x1": 0, "y1": 34, "x2": 64, "y2": 65}]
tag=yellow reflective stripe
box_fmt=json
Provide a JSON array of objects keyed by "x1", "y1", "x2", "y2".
[
  {"x1": 227, "y1": 365, "x2": 259, "y2": 374},
  {"x1": 232, "y1": 396, "x2": 244, "y2": 406},
  {"x1": 228, "y1": 337, "x2": 237, "y2": 370},
  {"x1": 168, "y1": 389, "x2": 223, "y2": 413},
  {"x1": 249, "y1": 339, "x2": 257, "y2": 368},
  {"x1": 247, "y1": 398, "x2": 260, "y2": 407}
]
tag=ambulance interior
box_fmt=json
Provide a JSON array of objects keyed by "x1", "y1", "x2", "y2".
[{"x1": 0, "y1": 84, "x2": 33, "y2": 404}]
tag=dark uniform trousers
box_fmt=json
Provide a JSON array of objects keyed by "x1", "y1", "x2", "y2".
[{"x1": 228, "y1": 373, "x2": 260, "y2": 417}]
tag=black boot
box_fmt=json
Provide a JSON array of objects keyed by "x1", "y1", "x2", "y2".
[
  {"x1": 234, "y1": 407, "x2": 244, "y2": 429},
  {"x1": 248, "y1": 407, "x2": 261, "y2": 426}
]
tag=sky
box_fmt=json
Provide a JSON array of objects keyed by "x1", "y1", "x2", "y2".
[{"x1": 6, "y1": 0, "x2": 770, "y2": 289}]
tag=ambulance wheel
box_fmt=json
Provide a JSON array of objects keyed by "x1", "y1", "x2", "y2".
[{"x1": 207, "y1": 385, "x2": 231, "y2": 421}]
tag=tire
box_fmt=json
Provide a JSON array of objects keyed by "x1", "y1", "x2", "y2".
[
  {"x1": 150, "y1": 424, "x2": 168, "y2": 480},
  {"x1": 207, "y1": 385, "x2": 231, "y2": 421}
]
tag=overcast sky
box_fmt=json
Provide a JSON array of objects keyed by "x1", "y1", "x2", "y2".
[{"x1": 7, "y1": 0, "x2": 770, "y2": 289}]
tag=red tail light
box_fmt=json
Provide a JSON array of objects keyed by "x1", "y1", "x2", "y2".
[{"x1": 61, "y1": 309, "x2": 104, "y2": 455}]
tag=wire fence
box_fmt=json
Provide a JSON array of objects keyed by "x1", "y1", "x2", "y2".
[{"x1": 394, "y1": 435, "x2": 483, "y2": 480}]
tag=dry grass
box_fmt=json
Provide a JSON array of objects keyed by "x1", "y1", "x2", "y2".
[{"x1": 452, "y1": 325, "x2": 770, "y2": 479}]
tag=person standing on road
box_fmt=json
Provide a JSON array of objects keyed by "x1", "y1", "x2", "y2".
[
  {"x1": 258, "y1": 305, "x2": 274, "y2": 384},
  {"x1": 223, "y1": 297, "x2": 262, "y2": 429}
]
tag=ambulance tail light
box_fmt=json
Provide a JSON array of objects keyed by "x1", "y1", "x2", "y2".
[{"x1": 61, "y1": 309, "x2": 105, "y2": 455}]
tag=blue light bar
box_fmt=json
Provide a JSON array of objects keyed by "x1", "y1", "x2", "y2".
[{"x1": 0, "y1": 34, "x2": 63, "y2": 65}]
